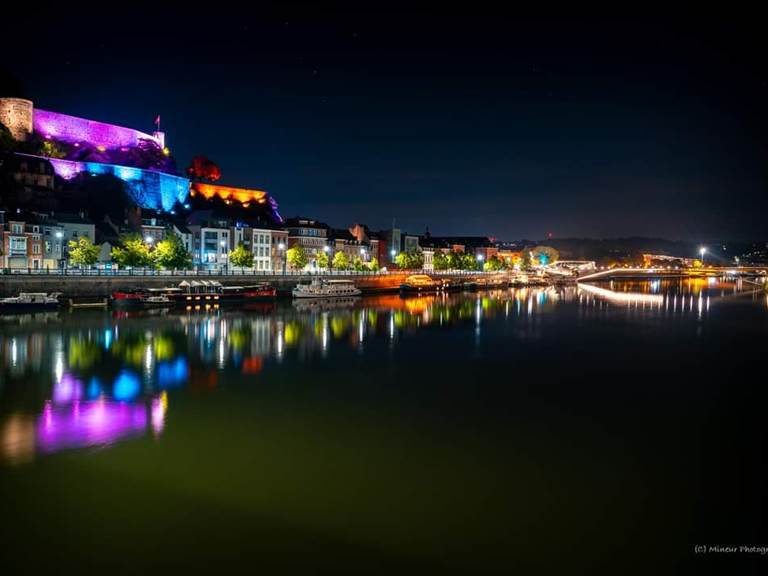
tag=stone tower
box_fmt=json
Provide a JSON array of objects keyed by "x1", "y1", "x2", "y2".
[{"x1": 0, "y1": 97, "x2": 34, "y2": 141}]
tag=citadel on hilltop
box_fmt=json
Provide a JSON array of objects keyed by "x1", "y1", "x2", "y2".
[
  {"x1": 0, "y1": 97, "x2": 508, "y2": 273},
  {"x1": 0, "y1": 97, "x2": 280, "y2": 219}
]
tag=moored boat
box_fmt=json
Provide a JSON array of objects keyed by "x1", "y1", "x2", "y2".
[
  {"x1": 112, "y1": 281, "x2": 277, "y2": 309},
  {"x1": 0, "y1": 292, "x2": 61, "y2": 312},
  {"x1": 399, "y1": 274, "x2": 446, "y2": 294},
  {"x1": 292, "y1": 279, "x2": 362, "y2": 298}
]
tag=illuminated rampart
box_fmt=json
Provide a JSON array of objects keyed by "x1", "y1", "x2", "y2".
[
  {"x1": 33, "y1": 109, "x2": 162, "y2": 149},
  {"x1": 48, "y1": 157, "x2": 189, "y2": 211}
]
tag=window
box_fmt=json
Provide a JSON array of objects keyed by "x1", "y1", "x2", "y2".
[
  {"x1": 10, "y1": 237, "x2": 26, "y2": 253},
  {"x1": 32, "y1": 243, "x2": 40, "y2": 254},
  {"x1": 11, "y1": 223, "x2": 23, "y2": 234}
]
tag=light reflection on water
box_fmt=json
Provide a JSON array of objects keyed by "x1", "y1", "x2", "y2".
[{"x1": 0, "y1": 277, "x2": 761, "y2": 463}]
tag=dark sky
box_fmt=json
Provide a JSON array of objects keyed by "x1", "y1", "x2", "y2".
[{"x1": 2, "y1": 7, "x2": 766, "y2": 240}]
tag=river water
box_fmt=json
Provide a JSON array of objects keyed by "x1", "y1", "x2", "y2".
[{"x1": 1, "y1": 278, "x2": 766, "y2": 573}]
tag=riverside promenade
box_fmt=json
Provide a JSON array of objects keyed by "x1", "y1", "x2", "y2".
[{"x1": 0, "y1": 269, "x2": 485, "y2": 298}]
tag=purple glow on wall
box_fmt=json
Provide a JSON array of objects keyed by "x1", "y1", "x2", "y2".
[
  {"x1": 33, "y1": 109, "x2": 161, "y2": 150},
  {"x1": 36, "y1": 399, "x2": 157, "y2": 454}
]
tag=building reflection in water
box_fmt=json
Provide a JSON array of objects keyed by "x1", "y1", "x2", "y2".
[{"x1": 0, "y1": 277, "x2": 756, "y2": 463}]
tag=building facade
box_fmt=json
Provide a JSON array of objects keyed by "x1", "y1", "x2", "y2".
[
  {"x1": 0, "y1": 211, "x2": 44, "y2": 269},
  {"x1": 284, "y1": 217, "x2": 329, "y2": 268}
]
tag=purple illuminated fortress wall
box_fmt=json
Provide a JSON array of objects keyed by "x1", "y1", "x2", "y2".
[
  {"x1": 2, "y1": 99, "x2": 281, "y2": 218},
  {"x1": 1, "y1": 100, "x2": 189, "y2": 211},
  {"x1": 34, "y1": 109, "x2": 163, "y2": 149}
]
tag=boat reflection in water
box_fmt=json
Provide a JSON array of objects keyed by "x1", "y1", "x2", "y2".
[{"x1": 0, "y1": 278, "x2": 758, "y2": 464}]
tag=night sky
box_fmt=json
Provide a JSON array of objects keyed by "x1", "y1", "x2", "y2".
[{"x1": 2, "y1": 8, "x2": 766, "y2": 240}]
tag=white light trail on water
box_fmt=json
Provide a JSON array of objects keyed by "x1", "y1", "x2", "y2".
[{"x1": 577, "y1": 283, "x2": 664, "y2": 306}]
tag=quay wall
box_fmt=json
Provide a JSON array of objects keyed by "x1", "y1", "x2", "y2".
[{"x1": 0, "y1": 273, "x2": 481, "y2": 299}]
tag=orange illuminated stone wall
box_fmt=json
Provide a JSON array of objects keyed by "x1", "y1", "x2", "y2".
[{"x1": 190, "y1": 182, "x2": 268, "y2": 208}]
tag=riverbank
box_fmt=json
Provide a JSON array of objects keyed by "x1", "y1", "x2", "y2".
[{"x1": 0, "y1": 272, "x2": 488, "y2": 299}]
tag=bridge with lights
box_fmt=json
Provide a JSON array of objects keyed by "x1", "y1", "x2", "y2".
[{"x1": 575, "y1": 267, "x2": 768, "y2": 283}]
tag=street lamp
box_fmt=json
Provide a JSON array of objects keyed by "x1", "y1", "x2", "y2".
[
  {"x1": 699, "y1": 247, "x2": 707, "y2": 266},
  {"x1": 278, "y1": 242, "x2": 286, "y2": 274},
  {"x1": 145, "y1": 235, "x2": 154, "y2": 244},
  {"x1": 221, "y1": 240, "x2": 228, "y2": 273}
]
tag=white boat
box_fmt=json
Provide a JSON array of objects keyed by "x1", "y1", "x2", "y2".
[
  {"x1": 292, "y1": 279, "x2": 362, "y2": 298},
  {"x1": 0, "y1": 292, "x2": 61, "y2": 312}
]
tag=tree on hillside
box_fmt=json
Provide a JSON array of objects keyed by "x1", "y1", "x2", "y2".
[
  {"x1": 229, "y1": 243, "x2": 254, "y2": 268},
  {"x1": 153, "y1": 233, "x2": 192, "y2": 269},
  {"x1": 111, "y1": 235, "x2": 154, "y2": 268},
  {"x1": 186, "y1": 155, "x2": 222, "y2": 182},
  {"x1": 67, "y1": 237, "x2": 99, "y2": 267},
  {"x1": 286, "y1": 246, "x2": 308, "y2": 270}
]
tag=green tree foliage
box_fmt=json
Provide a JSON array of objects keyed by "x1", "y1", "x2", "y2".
[
  {"x1": 286, "y1": 245, "x2": 309, "y2": 270},
  {"x1": 153, "y1": 233, "x2": 193, "y2": 269},
  {"x1": 530, "y1": 245, "x2": 560, "y2": 266},
  {"x1": 332, "y1": 251, "x2": 349, "y2": 270},
  {"x1": 40, "y1": 140, "x2": 66, "y2": 159},
  {"x1": 111, "y1": 235, "x2": 154, "y2": 268},
  {"x1": 228, "y1": 243, "x2": 254, "y2": 268},
  {"x1": 483, "y1": 255, "x2": 504, "y2": 271},
  {"x1": 395, "y1": 250, "x2": 424, "y2": 269},
  {"x1": 432, "y1": 250, "x2": 449, "y2": 271},
  {"x1": 316, "y1": 251, "x2": 329, "y2": 269},
  {"x1": 67, "y1": 236, "x2": 99, "y2": 267},
  {"x1": 520, "y1": 250, "x2": 533, "y2": 271},
  {"x1": 446, "y1": 251, "x2": 463, "y2": 270},
  {"x1": 367, "y1": 257, "x2": 380, "y2": 271},
  {"x1": 352, "y1": 256, "x2": 365, "y2": 271},
  {"x1": 462, "y1": 253, "x2": 479, "y2": 270}
]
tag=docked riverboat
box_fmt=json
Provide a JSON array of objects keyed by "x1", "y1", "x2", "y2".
[
  {"x1": 399, "y1": 274, "x2": 446, "y2": 294},
  {"x1": 0, "y1": 292, "x2": 61, "y2": 312},
  {"x1": 292, "y1": 279, "x2": 362, "y2": 298},
  {"x1": 112, "y1": 281, "x2": 277, "y2": 309}
]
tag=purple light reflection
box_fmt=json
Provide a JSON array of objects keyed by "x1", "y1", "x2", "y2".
[
  {"x1": 36, "y1": 398, "x2": 165, "y2": 454},
  {"x1": 52, "y1": 373, "x2": 83, "y2": 405}
]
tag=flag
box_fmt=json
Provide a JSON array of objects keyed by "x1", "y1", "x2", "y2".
[{"x1": 154, "y1": 115, "x2": 161, "y2": 128}]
